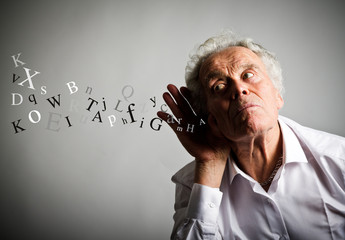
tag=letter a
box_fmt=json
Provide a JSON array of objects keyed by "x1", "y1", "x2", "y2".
[{"x1": 92, "y1": 111, "x2": 103, "y2": 123}]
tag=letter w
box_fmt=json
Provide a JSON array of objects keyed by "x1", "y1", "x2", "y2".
[{"x1": 46, "y1": 94, "x2": 61, "y2": 108}]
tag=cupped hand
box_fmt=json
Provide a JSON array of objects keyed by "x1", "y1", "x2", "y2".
[{"x1": 157, "y1": 84, "x2": 231, "y2": 187}]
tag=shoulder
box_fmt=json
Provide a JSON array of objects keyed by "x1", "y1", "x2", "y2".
[
  {"x1": 171, "y1": 160, "x2": 195, "y2": 189},
  {"x1": 280, "y1": 116, "x2": 345, "y2": 192},
  {"x1": 279, "y1": 115, "x2": 345, "y2": 159}
]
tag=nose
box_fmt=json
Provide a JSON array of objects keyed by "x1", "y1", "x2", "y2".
[{"x1": 230, "y1": 80, "x2": 249, "y2": 100}]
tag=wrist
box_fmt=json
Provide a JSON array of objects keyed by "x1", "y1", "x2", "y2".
[{"x1": 194, "y1": 158, "x2": 227, "y2": 188}]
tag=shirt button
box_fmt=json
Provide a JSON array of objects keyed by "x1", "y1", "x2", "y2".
[{"x1": 208, "y1": 202, "x2": 216, "y2": 208}]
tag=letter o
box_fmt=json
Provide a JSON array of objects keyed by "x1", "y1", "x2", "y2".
[{"x1": 28, "y1": 110, "x2": 41, "y2": 123}]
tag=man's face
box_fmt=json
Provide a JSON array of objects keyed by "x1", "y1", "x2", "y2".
[{"x1": 199, "y1": 46, "x2": 284, "y2": 141}]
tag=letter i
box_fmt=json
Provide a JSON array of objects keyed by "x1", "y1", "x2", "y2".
[
  {"x1": 140, "y1": 117, "x2": 144, "y2": 128},
  {"x1": 65, "y1": 116, "x2": 72, "y2": 127}
]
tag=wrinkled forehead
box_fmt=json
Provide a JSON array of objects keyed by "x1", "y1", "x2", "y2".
[{"x1": 198, "y1": 46, "x2": 264, "y2": 84}]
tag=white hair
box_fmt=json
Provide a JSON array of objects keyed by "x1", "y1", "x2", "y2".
[{"x1": 185, "y1": 31, "x2": 284, "y2": 115}]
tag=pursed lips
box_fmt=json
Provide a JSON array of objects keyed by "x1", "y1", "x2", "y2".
[{"x1": 234, "y1": 103, "x2": 261, "y2": 117}]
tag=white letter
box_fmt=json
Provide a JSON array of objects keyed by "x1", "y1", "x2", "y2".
[
  {"x1": 186, "y1": 124, "x2": 195, "y2": 133},
  {"x1": 18, "y1": 67, "x2": 40, "y2": 90},
  {"x1": 160, "y1": 104, "x2": 168, "y2": 112},
  {"x1": 28, "y1": 110, "x2": 41, "y2": 123},
  {"x1": 11, "y1": 53, "x2": 25, "y2": 67},
  {"x1": 66, "y1": 81, "x2": 79, "y2": 95},
  {"x1": 175, "y1": 118, "x2": 182, "y2": 125},
  {"x1": 41, "y1": 86, "x2": 47, "y2": 95},
  {"x1": 108, "y1": 115, "x2": 116, "y2": 127},
  {"x1": 11, "y1": 93, "x2": 23, "y2": 105}
]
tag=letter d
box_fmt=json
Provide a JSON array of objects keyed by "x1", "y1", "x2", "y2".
[{"x1": 12, "y1": 93, "x2": 23, "y2": 105}]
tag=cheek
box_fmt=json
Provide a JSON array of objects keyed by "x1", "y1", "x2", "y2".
[
  {"x1": 207, "y1": 99, "x2": 230, "y2": 121},
  {"x1": 276, "y1": 94, "x2": 284, "y2": 110},
  {"x1": 261, "y1": 86, "x2": 282, "y2": 111}
]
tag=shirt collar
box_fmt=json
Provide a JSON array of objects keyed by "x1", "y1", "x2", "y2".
[
  {"x1": 228, "y1": 118, "x2": 308, "y2": 185},
  {"x1": 278, "y1": 117, "x2": 308, "y2": 165},
  {"x1": 228, "y1": 157, "x2": 257, "y2": 185}
]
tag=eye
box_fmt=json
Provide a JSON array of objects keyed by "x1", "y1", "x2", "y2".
[
  {"x1": 213, "y1": 82, "x2": 227, "y2": 92},
  {"x1": 243, "y1": 72, "x2": 254, "y2": 79}
]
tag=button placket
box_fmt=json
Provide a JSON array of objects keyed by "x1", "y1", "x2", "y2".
[
  {"x1": 262, "y1": 197, "x2": 289, "y2": 239},
  {"x1": 208, "y1": 202, "x2": 216, "y2": 208},
  {"x1": 279, "y1": 234, "x2": 287, "y2": 240}
]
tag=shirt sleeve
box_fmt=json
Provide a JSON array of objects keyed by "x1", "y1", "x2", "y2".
[{"x1": 171, "y1": 183, "x2": 223, "y2": 240}]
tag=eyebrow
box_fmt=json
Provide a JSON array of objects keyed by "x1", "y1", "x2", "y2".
[
  {"x1": 239, "y1": 63, "x2": 259, "y2": 71},
  {"x1": 204, "y1": 71, "x2": 227, "y2": 84},
  {"x1": 204, "y1": 63, "x2": 259, "y2": 84}
]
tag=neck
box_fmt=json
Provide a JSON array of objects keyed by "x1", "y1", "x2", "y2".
[{"x1": 230, "y1": 121, "x2": 283, "y2": 189}]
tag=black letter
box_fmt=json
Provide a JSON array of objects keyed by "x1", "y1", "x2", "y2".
[
  {"x1": 12, "y1": 119, "x2": 26, "y2": 134},
  {"x1": 92, "y1": 111, "x2": 103, "y2": 123},
  {"x1": 127, "y1": 103, "x2": 136, "y2": 123},
  {"x1": 46, "y1": 94, "x2": 61, "y2": 108},
  {"x1": 86, "y1": 97, "x2": 98, "y2": 111}
]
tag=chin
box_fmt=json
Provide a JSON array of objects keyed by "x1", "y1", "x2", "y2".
[{"x1": 235, "y1": 112, "x2": 274, "y2": 137}]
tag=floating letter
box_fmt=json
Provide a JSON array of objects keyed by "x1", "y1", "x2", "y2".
[
  {"x1": 108, "y1": 115, "x2": 116, "y2": 127},
  {"x1": 12, "y1": 73, "x2": 20, "y2": 83},
  {"x1": 66, "y1": 81, "x2": 78, "y2": 95},
  {"x1": 28, "y1": 94, "x2": 37, "y2": 105},
  {"x1": 11, "y1": 119, "x2": 25, "y2": 134},
  {"x1": 92, "y1": 111, "x2": 103, "y2": 123},
  {"x1": 127, "y1": 103, "x2": 136, "y2": 123},
  {"x1": 11, "y1": 53, "x2": 26, "y2": 67},
  {"x1": 46, "y1": 112, "x2": 61, "y2": 132},
  {"x1": 28, "y1": 110, "x2": 41, "y2": 123},
  {"x1": 186, "y1": 124, "x2": 195, "y2": 133},
  {"x1": 18, "y1": 67, "x2": 40, "y2": 90},
  {"x1": 150, "y1": 96, "x2": 156, "y2": 107},
  {"x1": 150, "y1": 117, "x2": 162, "y2": 131},
  {"x1": 122, "y1": 85, "x2": 134, "y2": 102},
  {"x1": 11, "y1": 93, "x2": 23, "y2": 105},
  {"x1": 86, "y1": 97, "x2": 98, "y2": 111},
  {"x1": 46, "y1": 94, "x2": 61, "y2": 108}
]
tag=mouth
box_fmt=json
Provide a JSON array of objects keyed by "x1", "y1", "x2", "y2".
[{"x1": 235, "y1": 103, "x2": 261, "y2": 117}]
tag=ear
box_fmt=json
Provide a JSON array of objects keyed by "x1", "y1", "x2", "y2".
[
  {"x1": 276, "y1": 92, "x2": 284, "y2": 110},
  {"x1": 207, "y1": 114, "x2": 223, "y2": 138}
]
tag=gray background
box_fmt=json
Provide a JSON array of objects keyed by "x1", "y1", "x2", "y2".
[{"x1": 1, "y1": 0, "x2": 344, "y2": 239}]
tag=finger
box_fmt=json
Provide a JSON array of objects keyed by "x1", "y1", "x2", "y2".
[
  {"x1": 157, "y1": 111, "x2": 171, "y2": 122},
  {"x1": 157, "y1": 111, "x2": 182, "y2": 134},
  {"x1": 180, "y1": 86, "x2": 192, "y2": 101},
  {"x1": 162, "y1": 92, "x2": 184, "y2": 120},
  {"x1": 167, "y1": 84, "x2": 194, "y2": 116},
  {"x1": 180, "y1": 86, "x2": 197, "y2": 116}
]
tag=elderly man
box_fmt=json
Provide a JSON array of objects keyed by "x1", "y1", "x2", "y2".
[{"x1": 157, "y1": 32, "x2": 345, "y2": 240}]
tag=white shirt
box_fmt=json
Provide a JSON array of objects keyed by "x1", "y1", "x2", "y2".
[{"x1": 171, "y1": 116, "x2": 345, "y2": 240}]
